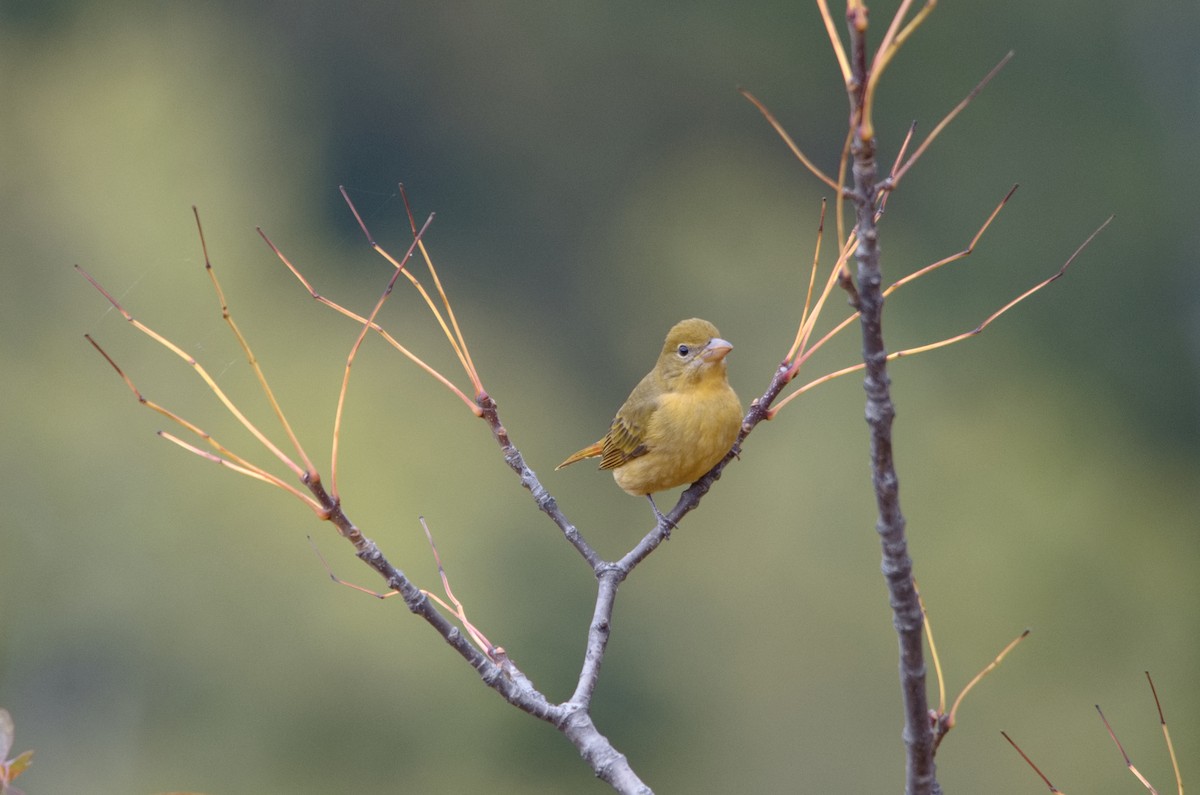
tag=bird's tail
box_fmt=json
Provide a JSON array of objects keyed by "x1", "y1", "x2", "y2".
[{"x1": 555, "y1": 440, "x2": 604, "y2": 470}]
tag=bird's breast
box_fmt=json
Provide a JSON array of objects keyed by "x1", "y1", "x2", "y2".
[{"x1": 611, "y1": 380, "x2": 741, "y2": 496}]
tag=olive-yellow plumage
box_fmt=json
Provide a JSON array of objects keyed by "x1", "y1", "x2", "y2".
[{"x1": 557, "y1": 318, "x2": 742, "y2": 520}]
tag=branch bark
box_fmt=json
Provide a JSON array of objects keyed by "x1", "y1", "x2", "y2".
[
  {"x1": 846, "y1": 11, "x2": 938, "y2": 795},
  {"x1": 467, "y1": 364, "x2": 795, "y2": 793},
  {"x1": 309, "y1": 465, "x2": 654, "y2": 792}
]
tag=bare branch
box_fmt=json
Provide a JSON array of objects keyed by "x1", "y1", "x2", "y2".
[
  {"x1": 1097, "y1": 705, "x2": 1159, "y2": 794},
  {"x1": 739, "y1": 88, "x2": 839, "y2": 190},
  {"x1": 193, "y1": 207, "x2": 318, "y2": 479},
  {"x1": 894, "y1": 51, "x2": 1014, "y2": 184},
  {"x1": 341, "y1": 187, "x2": 485, "y2": 398},
  {"x1": 1145, "y1": 673, "x2": 1183, "y2": 795},
  {"x1": 329, "y1": 211, "x2": 436, "y2": 498},
  {"x1": 1002, "y1": 732, "x2": 1065, "y2": 793},
  {"x1": 418, "y1": 516, "x2": 501, "y2": 660},
  {"x1": 816, "y1": 0, "x2": 851, "y2": 86},
  {"x1": 156, "y1": 430, "x2": 326, "y2": 514},
  {"x1": 844, "y1": 8, "x2": 937, "y2": 791},
  {"x1": 257, "y1": 227, "x2": 480, "y2": 413},
  {"x1": 866, "y1": 1, "x2": 938, "y2": 138},
  {"x1": 397, "y1": 184, "x2": 484, "y2": 393},
  {"x1": 770, "y1": 186, "x2": 1026, "y2": 418},
  {"x1": 934, "y1": 629, "x2": 1030, "y2": 751},
  {"x1": 77, "y1": 265, "x2": 309, "y2": 482}
]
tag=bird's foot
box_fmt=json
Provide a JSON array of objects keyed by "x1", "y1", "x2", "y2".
[{"x1": 647, "y1": 495, "x2": 676, "y2": 539}]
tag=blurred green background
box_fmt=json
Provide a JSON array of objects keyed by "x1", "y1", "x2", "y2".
[{"x1": 2, "y1": 1, "x2": 1197, "y2": 792}]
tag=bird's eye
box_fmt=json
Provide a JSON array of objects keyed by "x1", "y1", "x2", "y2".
[{"x1": 676, "y1": 344, "x2": 690, "y2": 357}]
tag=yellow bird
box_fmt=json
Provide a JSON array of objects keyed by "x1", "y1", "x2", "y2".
[{"x1": 557, "y1": 318, "x2": 742, "y2": 524}]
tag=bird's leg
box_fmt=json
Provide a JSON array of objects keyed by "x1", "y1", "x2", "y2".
[{"x1": 646, "y1": 494, "x2": 676, "y2": 538}]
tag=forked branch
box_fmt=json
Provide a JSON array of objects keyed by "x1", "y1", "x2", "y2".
[
  {"x1": 919, "y1": 580, "x2": 1030, "y2": 752},
  {"x1": 81, "y1": 203, "x2": 653, "y2": 794}
]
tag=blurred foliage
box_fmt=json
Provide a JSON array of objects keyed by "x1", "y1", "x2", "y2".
[{"x1": 1, "y1": 1, "x2": 1197, "y2": 793}]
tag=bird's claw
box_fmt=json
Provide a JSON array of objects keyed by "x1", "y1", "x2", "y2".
[{"x1": 647, "y1": 495, "x2": 676, "y2": 539}]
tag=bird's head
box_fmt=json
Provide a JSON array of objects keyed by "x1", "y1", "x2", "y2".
[{"x1": 655, "y1": 318, "x2": 733, "y2": 387}]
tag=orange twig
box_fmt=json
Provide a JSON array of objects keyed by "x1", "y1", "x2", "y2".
[
  {"x1": 77, "y1": 265, "x2": 308, "y2": 481},
  {"x1": 877, "y1": 120, "x2": 918, "y2": 214},
  {"x1": 770, "y1": 188, "x2": 1043, "y2": 417},
  {"x1": 83, "y1": 333, "x2": 324, "y2": 514},
  {"x1": 1097, "y1": 673, "x2": 1184, "y2": 795},
  {"x1": 945, "y1": 629, "x2": 1029, "y2": 730},
  {"x1": 919, "y1": 582, "x2": 1029, "y2": 750},
  {"x1": 782, "y1": 230, "x2": 860, "y2": 383},
  {"x1": 894, "y1": 51, "x2": 1014, "y2": 185},
  {"x1": 330, "y1": 212, "x2": 436, "y2": 498},
  {"x1": 887, "y1": 184, "x2": 1019, "y2": 295},
  {"x1": 1098, "y1": 704, "x2": 1159, "y2": 794},
  {"x1": 257, "y1": 228, "x2": 479, "y2": 413},
  {"x1": 915, "y1": 584, "x2": 947, "y2": 714},
  {"x1": 835, "y1": 124, "x2": 854, "y2": 249},
  {"x1": 397, "y1": 184, "x2": 483, "y2": 394},
  {"x1": 1145, "y1": 672, "x2": 1183, "y2": 795},
  {"x1": 892, "y1": 214, "x2": 1112, "y2": 360},
  {"x1": 158, "y1": 431, "x2": 325, "y2": 514},
  {"x1": 193, "y1": 208, "x2": 318, "y2": 480},
  {"x1": 816, "y1": 0, "x2": 851, "y2": 85},
  {"x1": 340, "y1": 187, "x2": 486, "y2": 400},
  {"x1": 784, "y1": 199, "x2": 830, "y2": 364},
  {"x1": 1002, "y1": 732, "x2": 1065, "y2": 793},
  {"x1": 308, "y1": 535, "x2": 399, "y2": 598},
  {"x1": 418, "y1": 516, "x2": 501, "y2": 660},
  {"x1": 739, "y1": 88, "x2": 839, "y2": 191},
  {"x1": 865, "y1": 0, "x2": 938, "y2": 139}
]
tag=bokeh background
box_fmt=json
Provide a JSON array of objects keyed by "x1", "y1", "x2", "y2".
[{"x1": 2, "y1": 1, "x2": 1197, "y2": 792}]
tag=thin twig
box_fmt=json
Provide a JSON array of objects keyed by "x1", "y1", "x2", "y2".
[
  {"x1": 784, "y1": 231, "x2": 860, "y2": 379},
  {"x1": 740, "y1": 88, "x2": 839, "y2": 191},
  {"x1": 1098, "y1": 705, "x2": 1159, "y2": 795},
  {"x1": 340, "y1": 187, "x2": 485, "y2": 399},
  {"x1": 877, "y1": 119, "x2": 918, "y2": 212},
  {"x1": 893, "y1": 215, "x2": 1113, "y2": 360},
  {"x1": 865, "y1": 0, "x2": 938, "y2": 141},
  {"x1": 156, "y1": 431, "x2": 325, "y2": 514},
  {"x1": 894, "y1": 51, "x2": 1014, "y2": 184},
  {"x1": 329, "y1": 212, "x2": 435, "y2": 498},
  {"x1": 418, "y1": 516, "x2": 501, "y2": 659},
  {"x1": 1002, "y1": 732, "x2": 1064, "y2": 793},
  {"x1": 193, "y1": 207, "x2": 318, "y2": 479},
  {"x1": 935, "y1": 629, "x2": 1030, "y2": 751},
  {"x1": 77, "y1": 265, "x2": 308, "y2": 481},
  {"x1": 915, "y1": 584, "x2": 947, "y2": 715},
  {"x1": 784, "y1": 199, "x2": 833, "y2": 364},
  {"x1": 397, "y1": 184, "x2": 484, "y2": 395},
  {"x1": 770, "y1": 186, "x2": 1026, "y2": 418},
  {"x1": 257, "y1": 228, "x2": 479, "y2": 411},
  {"x1": 1144, "y1": 673, "x2": 1183, "y2": 795},
  {"x1": 816, "y1": 0, "x2": 851, "y2": 86}
]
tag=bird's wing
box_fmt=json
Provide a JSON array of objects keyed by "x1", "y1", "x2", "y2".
[
  {"x1": 598, "y1": 412, "x2": 650, "y2": 470},
  {"x1": 596, "y1": 368, "x2": 663, "y2": 470},
  {"x1": 559, "y1": 367, "x2": 660, "y2": 471}
]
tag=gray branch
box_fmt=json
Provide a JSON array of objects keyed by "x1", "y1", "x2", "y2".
[{"x1": 846, "y1": 19, "x2": 938, "y2": 795}]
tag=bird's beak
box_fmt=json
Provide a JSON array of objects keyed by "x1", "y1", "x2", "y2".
[{"x1": 701, "y1": 337, "x2": 733, "y2": 362}]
